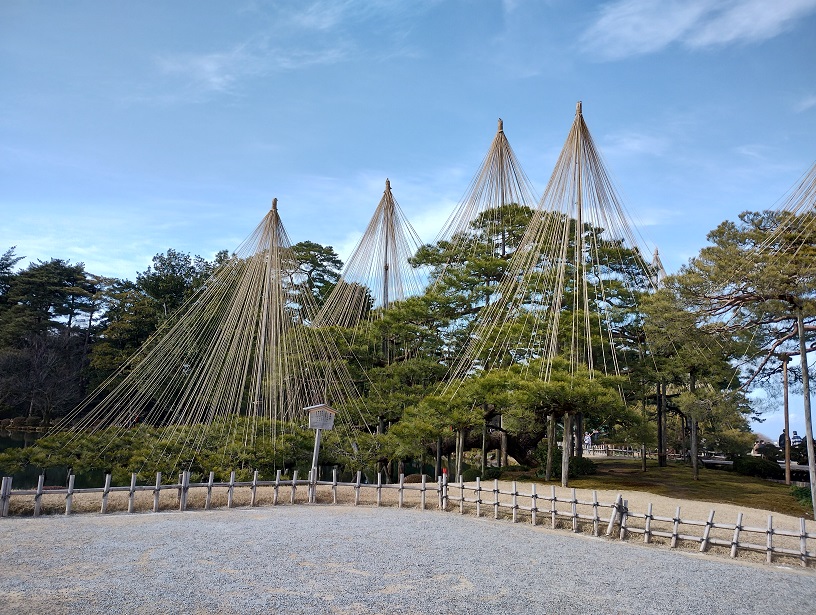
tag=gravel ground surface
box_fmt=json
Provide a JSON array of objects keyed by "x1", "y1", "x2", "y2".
[{"x1": 1, "y1": 505, "x2": 815, "y2": 615}]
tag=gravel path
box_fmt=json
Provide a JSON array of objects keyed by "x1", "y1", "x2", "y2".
[{"x1": 1, "y1": 506, "x2": 814, "y2": 615}]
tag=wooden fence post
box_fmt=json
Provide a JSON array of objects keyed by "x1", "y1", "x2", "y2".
[
  {"x1": 731, "y1": 512, "x2": 743, "y2": 558},
  {"x1": 699, "y1": 510, "x2": 715, "y2": 552},
  {"x1": 205, "y1": 471, "x2": 214, "y2": 510},
  {"x1": 128, "y1": 473, "x2": 138, "y2": 513},
  {"x1": 442, "y1": 474, "x2": 448, "y2": 511},
  {"x1": 65, "y1": 474, "x2": 75, "y2": 516},
  {"x1": 619, "y1": 499, "x2": 629, "y2": 539},
  {"x1": 1, "y1": 476, "x2": 11, "y2": 517},
  {"x1": 355, "y1": 471, "x2": 362, "y2": 506},
  {"x1": 493, "y1": 479, "x2": 500, "y2": 520},
  {"x1": 530, "y1": 483, "x2": 537, "y2": 526},
  {"x1": 273, "y1": 470, "x2": 281, "y2": 506},
  {"x1": 671, "y1": 506, "x2": 681, "y2": 548},
  {"x1": 250, "y1": 470, "x2": 259, "y2": 507},
  {"x1": 571, "y1": 488, "x2": 578, "y2": 533},
  {"x1": 511, "y1": 481, "x2": 518, "y2": 523},
  {"x1": 476, "y1": 478, "x2": 482, "y2": 518},
  {"x1": 551, "y1": 486, "x2": 558, "y2": 529},
  {"x1": 606, "y1": 494, "x2": 622, "y2": 536},
  {"x1": 332, "y1": 468, "x2": 338, "y2": 504},
  {"x1": 766, "y1": 515, "x2": 774, "y2": 564},
  {"x1": 799, "y1": 518, "x2": 808, "y2": 567},
  {"x1": 376, "y1": 472, "x2": 382, "y2": 507},
  {"x1": 421, "y1": 474, "x2": 427, "y2": 511},
  {"x1": 101, "y1": 474, "x2": 112, "y2": 514},
  {"x1": 33, "y1": 475, "x2": 44, "y2": 518},
  {"x1": 290, "y1": 470, "x2": 298, "y2": 504},
  {"x1": 227, "y1": 471, "x2": 235, "y2": 508},
  {"x1": 179, "y1": 471, "x2": 189, "y2": 512},
  {"x1": 398, "y1": 474, "x2": 404, "y2": 509},
  {"x1": 153, "y1": 472, "x2": 162, "y2": 513},
  {"x1": 592, "y1": 491, "x2": 599, "y2": 536},
  {"x1": 644, "y1": 503, "x2": 653, "y2": 543}
]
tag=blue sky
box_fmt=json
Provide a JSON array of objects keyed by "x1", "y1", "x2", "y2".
[{"x1": 2, "y1": 1, "x2": 815, "y2": 437}]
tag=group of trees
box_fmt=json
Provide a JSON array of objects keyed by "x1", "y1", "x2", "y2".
[{"x1": 1, "y1": 205, "x2": 813, "y2": 489}]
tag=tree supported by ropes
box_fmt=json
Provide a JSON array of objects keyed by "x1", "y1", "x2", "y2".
[
  {"x1": 54, "y1": 200, "x2": 370, "y2": 465},
  {"x1": 315, "y1": 179, "x2": 426, "y2": 328},
  {"x1": 446, "y1": 102, "x2": 658, "y2": 385}
]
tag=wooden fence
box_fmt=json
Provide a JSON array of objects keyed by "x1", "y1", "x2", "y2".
[{"x1": 2, "y1": 472, "x2": 813, "y2": 568}]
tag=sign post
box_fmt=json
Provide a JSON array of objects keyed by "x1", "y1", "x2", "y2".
[{"x1": 306, "y1": 404, "x2": 336, "y2": 503}]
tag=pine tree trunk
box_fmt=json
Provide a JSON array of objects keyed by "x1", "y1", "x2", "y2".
[
  {"x1": 561, "y1": 413, "x2": 571, "y2": 487},
  {"x1": 545, "y1": 413, "x2": 555, "y2": 481}
]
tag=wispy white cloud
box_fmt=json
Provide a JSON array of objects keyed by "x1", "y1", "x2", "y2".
[
  {"x1": 795, "y1": 94, "x2": 816, "y2": 112},
  {"x1": 582, "y1": 0, "x2": 816, "y2": 60},
  {"x1": 600, "y1": 130, "x2": 670, "y2": 157},
  {"x1": 155, "y1": 38, "x2": 349, "y2": 97}
]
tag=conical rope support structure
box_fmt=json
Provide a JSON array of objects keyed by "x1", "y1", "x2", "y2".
[
  {"x1": 445, "y1": 102, "x2": 659, "y2": 388},
  {"x1": 54, "y1": 200, "x2": 371, "y2": 469},
  {"x1": 315, "y1": 179, "x2": 427, "y2": 328}
]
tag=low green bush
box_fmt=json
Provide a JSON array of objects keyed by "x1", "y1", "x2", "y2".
[
  {"x1": 791, "y1": 486, "x2": 813, "y2": 510},
  {"x1": 732, "y1": 456, "x2": 784, "y2": 480}
]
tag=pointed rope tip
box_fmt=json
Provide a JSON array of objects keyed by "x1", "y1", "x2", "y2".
[
  {"x1": 497, "y1": 118, "x2": 504, "y2": 133},
  {"x1": 271, "y1": 198, "x2": 278, "y2": 213},
  {"x1": 576, "y1": 101, "x2": 583, "y2": 116},
  {"x1": 385, "y1": 178, "x2": 391, "y2": 191}
]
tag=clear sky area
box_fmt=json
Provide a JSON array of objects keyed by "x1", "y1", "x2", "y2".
[{"x1": 2, "y1": 1, "x2": 814, "y2": 440}]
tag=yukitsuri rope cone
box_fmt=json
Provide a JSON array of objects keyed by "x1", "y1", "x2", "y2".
[
  {"x1": 54, "y1": 200, "x2": 370, "y2": 468},
  {"x1": 445, "y1": 102, "x2": 658, "y2": 386},
  {"x1": 425, "y1": 118, "x2": 539, "y2": 291},
  {"x1": 314, "y1": 178, "x2": 426, "y2": 329}
]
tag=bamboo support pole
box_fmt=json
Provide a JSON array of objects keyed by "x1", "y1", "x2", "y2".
[
  {"x1": 800, "y1": 518, "x2": 808, "y2": 567},
  {"x1": 332, "y1": 468, "x2": 338, "y2": 504},
  {"x1": 250, "y1": 470, "x2": 258, "y2": 507},
  {"x1": 290, "y1": 470, "x2": 298, "y2": 504},
  {"x1": 355, "y1": 471, "x2": 362, "y2": 506},
  {"x1": 273, "y1": 470, "x2": 281, "y2": 505},
  {"x1": 0, "y1": 477, "x2": 7, "y2": 518},
  {"x1": 398, "y1": 474, "x2": 404, "y2": 509},
  {"x1": 551, "y1": 486, "x2": 558, "y2": 529},
  {"x1": 376, "y1": 473, "x2": 382, "y2": 507},
  {"x1": 228, "y1": 471, "x2": 235, "y2": 508}
]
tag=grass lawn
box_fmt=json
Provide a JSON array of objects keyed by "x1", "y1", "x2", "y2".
[{"x1": 504, "y1": 457, "x2": 812, "y2": 519}]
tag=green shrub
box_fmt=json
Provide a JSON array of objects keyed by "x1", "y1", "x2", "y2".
[
  {"x1": 791, "y1": 486, "x2": 813, "y2": 510},
  {"x1": 732, "y1": 456, "x2": 784, "y2": 479},
  {"x1": 461, "y1": 467, "x2": 481, "y2": 481},
  {"x1": 482, "y1": 467, "x2": 502, "y2": 480},
  {"x1": 534, "y1": 445, "x2": 596, "y2": 479}
]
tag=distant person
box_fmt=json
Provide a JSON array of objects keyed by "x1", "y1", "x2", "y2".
[
  {"x1": 791, "y1": 431, "x2": 802, "y2": 446},
  {"x1": 778, "y1": 431, "x2": 787, "y2": 448}
]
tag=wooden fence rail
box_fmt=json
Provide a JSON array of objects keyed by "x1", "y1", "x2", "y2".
[{"x1": 2, "y1": 472, "x2": 813, "y2": 568}]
